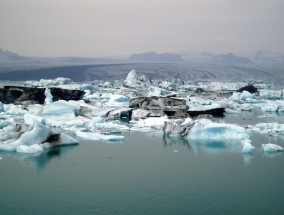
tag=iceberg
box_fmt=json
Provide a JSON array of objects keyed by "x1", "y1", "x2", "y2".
[
  {"x1": 0, "y1": 120, "x2": 51, "y2": 152},
  {"x1": 187, "y1": 119, "x2": 249, "y2": 140},
  {"x1": 76, "y1": 131, "x2": 125, "y2": 142},
  {"x1": 41, "y1": 100, "x2": 80, "y2": 120},
  {"x1": 42, "y1": 133, "x2": 79, "y2": 149},
  {"x1": 44, "y1": 88, "x2": 53, "y2": 105},
  {"x1": 254, "y1": 122, "x2": 284, "y2": 136},
  {"x1": 229, "y1": 91, "x2": 254, "y2": 101},
  {"x1": 135, "y1": 116, "x2": 169, "y2": 128},
  {"x1": 106, "y1": 94, "x2": 129, "y2": 107},
  {"x1": 147, "y1": 87, "x2": 172, "y2": 97},
  {"x1": 262, "y1": 143, "x2": 283, "y2": 152},
  {"x1": 259, "y1": 89, "x2": 283, "y2": 99},
  {"x1": 241, "y1": 139, "x2": 255, "y2": 153}
]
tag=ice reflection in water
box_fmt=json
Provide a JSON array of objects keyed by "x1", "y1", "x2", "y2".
[{"x1": 0, "y1": 145, "x2": 78, "y2": 172}]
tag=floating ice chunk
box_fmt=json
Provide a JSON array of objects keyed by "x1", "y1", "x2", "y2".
[
  {"x1": 42, "y1": 133, "x2": 79, "y2": 149},
  {"x1": 124, "y1": 69, "x2": 149, "y2": 88},
  {"x1": 76, "y1": 131, "x2": 125, "y2": 142},
  {"x1": 41, "y1": 100, "x2": 80, "y2": 120},
  {"x1": 0, "y1": 120, "x2": 51, "y2": 152},
  {"x1": 147, "y1": 87, "x2": 172, "y2": 97},
  {"x1": 229, "y1": 91, "x2": 254, "y2": 101},
  {"x1": 187, "y1": 96, "x2": 221, "y2": 111},
  {"x1": 11, "y1": 120, "x2": 51, "y2": 147},
  {"x1": 131, "y1": 108, "x2": 162, "y2": 120},
  {"x1": 241, "y1": 139, "x2": 255, "y2": 153},
  {"x1": 259, "y1": 89, "x2": 283, "y2": 99},
  {"x1": 93, "y1": 121, "x2": 129, "y2": 131},
  {"x1": 107, "y1": 108, "x2": 132, "y2": 119},
  {"x1": 159, "y1": 81, "x2": 177, "y2": 91},
  {"x1": 136, "y1": 116, "x2": 169, "y2": 128},
  {"x1": 80, "y1": 84, "x2": 98, "y2": 93},
  {"x1": 16, "y1": 144, "x2": 44, "y2": 154},
  {"x1": 254, "y1": 122, "x2": 284, "y2": 135},
  {"x1": 44, "y1": 88, "x2": 53, "y2": 105},
  {"x1": 187, "y1": 119, "x2": 249, "y2": 140},
  {"x1": 106, "y1": 94, "x2": 129, "y2": 106},
  {"x1": 0, "y1": 157, "x2": 2, "y2": 160},
  {"x1": 262, "y1": 143, "x2": 283, "y2": 152}
]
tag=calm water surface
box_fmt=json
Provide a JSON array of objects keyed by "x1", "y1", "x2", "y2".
[{"x1": 1, "y1": 112, "x2": 284, "y2": 215}]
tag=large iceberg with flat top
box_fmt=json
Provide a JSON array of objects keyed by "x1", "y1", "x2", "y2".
[{"x1": 187, "y1": 119, "x2": 249, "y2": 140}]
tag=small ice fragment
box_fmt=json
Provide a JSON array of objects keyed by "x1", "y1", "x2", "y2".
[
  {"x1": 241, "y1": 139, "x2": 255, "y2": 153},
  {"x1": 76, "y1": 131, "x2": 125, "y2": 142},
  {"x1": 0, "y1": 157, "x2": 3, "y2": 160},
  {"x1": 173, "y1": 150, "x2": 179, "y2": 153},
  {"x1": 262, "y1": 143, "x2": 284, "y2": 152}
]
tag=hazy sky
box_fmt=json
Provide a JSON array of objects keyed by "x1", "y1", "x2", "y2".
[{"x1": 0, "y1": 0, "x2": 283, "y2": 57}]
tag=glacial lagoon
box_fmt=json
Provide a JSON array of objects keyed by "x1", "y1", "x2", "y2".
[{"x1": 1, "y1": 64, "x2": 284, "y2": 214}]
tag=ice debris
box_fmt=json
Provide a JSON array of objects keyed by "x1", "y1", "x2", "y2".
[
  {"x1": 241, "y1": 139, "x2": 255, "y2": 153},
  {"x1": 262, "y1": 143, "x2": 283, "y2": 153},
  {"x1": 76, "y1": 131, "x2": 125, "y2": 142}
]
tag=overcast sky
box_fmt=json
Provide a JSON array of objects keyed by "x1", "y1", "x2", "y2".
[{"x1": 0, "y1": 0, "x2": 283, "y2": 57}]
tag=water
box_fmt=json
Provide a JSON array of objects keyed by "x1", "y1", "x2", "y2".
[
  {"x1": 1, "y1": 63, "x2": 284, "y2": 214},
  {"x1": 1, "y1": 113, "x2": 284, "y2": 215}
]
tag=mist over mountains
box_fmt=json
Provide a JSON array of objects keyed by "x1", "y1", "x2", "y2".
[{"x1": 1, "y1": 48, "x2": 284, "y2": 65}]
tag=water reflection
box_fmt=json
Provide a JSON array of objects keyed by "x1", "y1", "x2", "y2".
[
  {"x1": 262, "y1": 151, "x2": 284, "y2": 158},
  {"x1": 0, "y1": 145, "x2": 78, "y2": 172},
  {"x1": 163, "y1": 135, "x2": 242, "y2": 154}
]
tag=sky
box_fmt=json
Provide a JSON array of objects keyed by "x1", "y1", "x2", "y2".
[{"x1": 0, "y1": 0, "x2": 283, "y2": 58}]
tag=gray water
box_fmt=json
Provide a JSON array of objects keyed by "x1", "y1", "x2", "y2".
[
  {"x1": 1, "y1": 63, "x2": 284, "y2": 214},
  {"x1": 1, "y1": 112, "x2": 284, "y2": 215}
]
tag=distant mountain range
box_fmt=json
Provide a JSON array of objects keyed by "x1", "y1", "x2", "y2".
[
  {"x1": 129, "y1": 52, "x2": 183, "y2": 62},
  {"x1": 200, "y1": 52, "x2": 251, "y2": 64},
  {"x1": 0, "y1": 48, "x2": 29, "y2": 62},
  {"x1": 254, "y1": 50, "x2": 284, "y2": 63}
]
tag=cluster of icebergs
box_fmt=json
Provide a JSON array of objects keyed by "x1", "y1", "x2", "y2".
[{"x1": 0, "y1": 70, "x2": 284, "y2": 159}]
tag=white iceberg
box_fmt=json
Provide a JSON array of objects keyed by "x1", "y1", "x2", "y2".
[
  {"x1": 106, "y1": 94, "x2": 129, "y2": 107},
  {"x1": 229, "y1": 91, "x2": 254, "y2": 101},
  {"x1": 93, "y1": 121, "x2": 129, "y2": 131},
  {"x1": 241, "y1": 139, "x2": 255, "y2": 153},
  {"x1": 41, "y1": 100, "x2": 80, "y2": 120},
  {"x1": 135, "y1": 116, "x2": 169, "y2": 128},
  {"x1": 187, "y1": 119, "x2": 249, "y2": 140},
  {"x1": 44, "y1": 88, "x2": 53, "y2": 105},
  {"x1": 262, "y1": 143, "x2": 283, "y2": 152},
  {"x1": 0, "y1": 120, "x2": 51, "y2": 152},
  {"x1": 147, "y1": 86, "x2": 172, "y2": 97},
  {"x1": 259, "y1": 89, "x2": 283, "y2": 99},
  {"x1": 76, "y1": 131, "x2": 125, "y2": 142}
]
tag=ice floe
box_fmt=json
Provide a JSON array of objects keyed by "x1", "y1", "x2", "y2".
[
  {"x1": 76, "y1": 131, "x2": 125, "y2": 142},
  {"x1": 262, "y1": 143, "x2": 283, "y2": 153}
]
